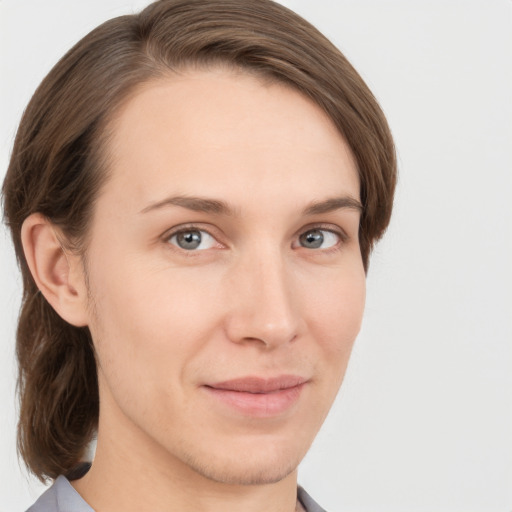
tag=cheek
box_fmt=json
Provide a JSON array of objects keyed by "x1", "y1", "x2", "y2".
[
  {"x1": 306, "y1": 265, "x2": 366, "y2": 363},
  {"x1": 85, "y1": 266, "x2": 200, "y2": 427},
  {"x1": 85, "y1": 256, "x2": 219, "y2": 375},
  {"x1": 294, "y1": 264, "x2": 365, "y2": 428}
]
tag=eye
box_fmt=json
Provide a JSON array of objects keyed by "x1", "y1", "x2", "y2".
[
  {"x1": 298, "y1": 229, "x2": 340, "y2": 249},
  {"x1": 168, "y1": 229, "x2": 217, "y2": 251}
]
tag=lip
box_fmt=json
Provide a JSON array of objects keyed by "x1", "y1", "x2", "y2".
[{"x1": 202, "y1": 375, "x2": 308, "y2": 417}]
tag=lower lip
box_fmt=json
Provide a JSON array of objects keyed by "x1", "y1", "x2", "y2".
[{"x1": 203, "y1": 383, "x2": 306, "y2": 417}]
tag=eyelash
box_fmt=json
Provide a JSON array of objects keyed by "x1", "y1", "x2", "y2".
[{"x1": 163, "y1": 223, "x2": 348, "y2": 254}]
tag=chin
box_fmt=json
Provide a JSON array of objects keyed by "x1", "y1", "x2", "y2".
[
  {"x1": 176, "y1": 439, "x2": 305, "y2": 486},
  {"x1": 185, "y1": 455, "x2": 299, "y2": 486}
]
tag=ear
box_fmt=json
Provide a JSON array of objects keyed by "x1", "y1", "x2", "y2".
[{"x1": 21, "y1": 213, "x2": 89, "y2": 327}]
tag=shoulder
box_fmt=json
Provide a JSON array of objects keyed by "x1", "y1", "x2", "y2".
[
  {"x1": 25, "y1": 482, "x2": 58, "y2": 512},
  {"x1": 26, "y1": 475, "x2": 94, "y2": 512},
  {"x1": 298, "y1": 486, "x2": 328, "y2": 512}
]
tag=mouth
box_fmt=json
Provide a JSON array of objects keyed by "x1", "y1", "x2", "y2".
[{"x1": 202, "y1": 375, "x2": 308, "y2": 417}]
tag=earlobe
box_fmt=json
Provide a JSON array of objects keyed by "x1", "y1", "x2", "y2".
[{"x1": 21, "y1": 213, "x2": 89, "y2": 327}]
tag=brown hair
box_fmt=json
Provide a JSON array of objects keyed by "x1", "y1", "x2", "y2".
[{"x1": 2, "y1": 0, "x2": 396, "y2": 482}]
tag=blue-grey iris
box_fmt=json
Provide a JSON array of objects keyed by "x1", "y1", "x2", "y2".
[
  {"x1": 177, "y1": 230, "x2": 202, "y2": 250},
  {"x1": 300, "y1": 230, "x2": 324, "y2": 249}
]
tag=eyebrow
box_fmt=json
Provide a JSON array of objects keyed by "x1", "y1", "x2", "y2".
[
  {"x1": 139, "y1": 194, "x2": 363, "y2": 216},
  {"x1": 140, "y1": 195, "x2": 235, "y2": 215},
  {"x1": 303, "y1": 196, "x2": 363, "y2": 215}
]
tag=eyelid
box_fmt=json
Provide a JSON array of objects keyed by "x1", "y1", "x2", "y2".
[{"x1": 296, "y1": 223, "x2": 349, "y2": 241}]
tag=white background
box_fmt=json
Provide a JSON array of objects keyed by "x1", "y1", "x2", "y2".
[{"x1": 1, "y1": 1, "x2": 511, "y2": 511}]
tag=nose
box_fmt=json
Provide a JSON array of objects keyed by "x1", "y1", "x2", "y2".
[{"x1": 224, "y1": 246, "x2": 300, "y2": 349}]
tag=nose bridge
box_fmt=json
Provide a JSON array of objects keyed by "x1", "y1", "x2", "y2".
[{"x1": 226, "y1": 242, "x2": 299, "y2": 347}]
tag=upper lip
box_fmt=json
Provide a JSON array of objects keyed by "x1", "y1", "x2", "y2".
[{"x1": 205, "y1": 375, "x2": 308, "y2": 393}]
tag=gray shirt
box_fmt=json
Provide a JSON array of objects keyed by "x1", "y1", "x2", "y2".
[{"x1": 26, "y1": 475, "x2": 327, "y2": 512}]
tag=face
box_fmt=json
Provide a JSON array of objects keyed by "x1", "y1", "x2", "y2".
[{"x1": 82, "y1": 68, "x2": 365, "y2": 485}]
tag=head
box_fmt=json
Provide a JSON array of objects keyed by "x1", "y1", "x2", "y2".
[{"x1": 2, "y1": 0, "x2": 396, "y2": 483}]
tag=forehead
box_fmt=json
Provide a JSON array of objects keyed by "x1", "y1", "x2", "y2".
[{"x1": 99, "y1": 69, "x2": 359, "y2": 212}]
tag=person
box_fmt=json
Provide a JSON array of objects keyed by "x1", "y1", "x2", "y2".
[{"x1": 2, "y1": 0, "x2": 396, "y2": 510}]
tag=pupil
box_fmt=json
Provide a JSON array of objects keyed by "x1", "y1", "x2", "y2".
[
  {"x1": 301, "y1": 230, "x2": 324, "y2": 248},
  {"x1": 177, "y1": 231, "x2": 201, "y2": 249}
]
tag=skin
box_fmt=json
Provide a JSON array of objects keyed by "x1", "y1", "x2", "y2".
[{"x1": 23, "y1": 68, "x2": 365, "y2": 512}]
